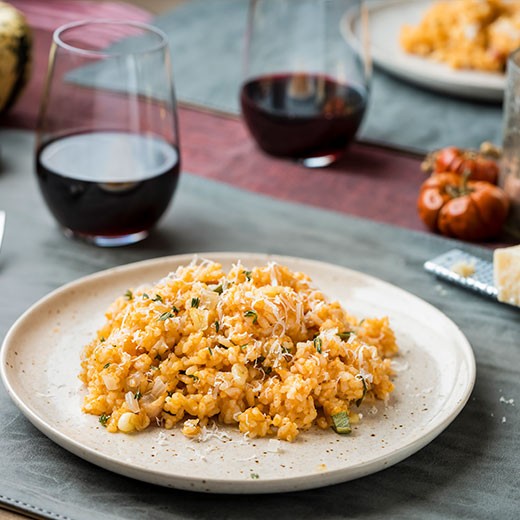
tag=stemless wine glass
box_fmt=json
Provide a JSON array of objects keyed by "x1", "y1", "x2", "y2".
[
  {"x1": 36, "y1": 21, "x2": 180, "y2": 246},
  {"x1": 240, "y1": 0, "x2": 370, "y2": 168}
]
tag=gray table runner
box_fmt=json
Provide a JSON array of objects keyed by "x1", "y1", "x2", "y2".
[
  {"x1": 156, "y1": 0, "x2": 504, "y2": 152},
  {"x1": 0, "y1": 130, "x2": 518, "y2": 519}
]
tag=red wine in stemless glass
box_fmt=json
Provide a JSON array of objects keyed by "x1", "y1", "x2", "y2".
[
  {"x1": 240, "y1": 73, "x2": 367, "y2": 160},
  {"x1": 241, "y1": 0, "x2": 370, "y2": 167},
  {"x1": 36, "y1": 131, "x2": 180, "y2": 240},
  {"x1": 36, "y1": 20, "x2": 181, "y2": 246}
]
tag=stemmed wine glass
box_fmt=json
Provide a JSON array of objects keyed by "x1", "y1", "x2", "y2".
[
  {"x1": 36, "y1": 21, "x2": 181, "y2": 246},
  {"x1": 240, "y1": 0, "x2": 371, "y2": 168}
]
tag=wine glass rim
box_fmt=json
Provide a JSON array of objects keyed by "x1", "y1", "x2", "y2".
[{"x1": 53, "y1": 19, "x2": 169, "y2": 57}]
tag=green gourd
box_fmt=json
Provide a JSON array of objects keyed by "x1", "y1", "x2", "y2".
[{"x1": 0, "y1": 1, "x2": 32, "y2": 113}]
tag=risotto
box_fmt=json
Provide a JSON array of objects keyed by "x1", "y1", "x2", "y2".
[
  {"x1": 400, "y1": 0, "x2": 520, "y2": 72},
  {"x1": 79, "y1": 260, "x2": 398, "y2": 442}
]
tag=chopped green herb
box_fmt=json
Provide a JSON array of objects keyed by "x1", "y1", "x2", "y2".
[
  {"x1": 244, "y1": 310, "x2": 258, "y2": 324},
  {"x1": 214, "y1": 284, "x2": 223, "y2": 295},
  {"x1": 255, "y1": 356, "x2": 266, "y2": 365},
  {"x1": 314, "y1": 336, "x2": 322, "y2": 353},
  {"x1": 172, "y1": 305, "x2": 180, "y2": 314},
  {"x1": 337, "y1": 331, "x2": 352, "y2": 341},
  {"x1": 215, "y1": 321, "x2": 220, "y2": 333},
  {"x1": 152, "y1": 294, "x2": 163, "y2": 302},
  {"x1": 218, "y1": 343, "x2": 229, "y2": 350},
  {"x1": 356, "y1": 376, "x2": 368, "y2": 407},
  {"x1": 158, "y1": 311, "x2": 174, "y2": 321},
  {"x1": 100, "y1": 337, "x2": 105, "y2": 343},
  {"x1": 250, "y1": 473, "x2": 260, "y2": 480},
  {"x1": 155, "y1": 354, "x2": 162, "y2": 361},
  {"x1": 263, "y1": 366, "x2": 272, "y2": 375},
  {"x1": 191, "y1": 297, "x2": 200, "y2": 308},
  {"x1": 103, "y1": 363, "x2": 110, "y2": 369},
  {"x1": 240, "y1": 344, "x2": 249, "y2": 349},
  {"x1": 134, "y1": 391, "x2": 142, "y2": 401},
  {"x1": 143, "y1": 293, "x2": 149, "y2": 299},
  {"x1": 167, "y1": 391, "x2": 174, "y2": 397},
  {"x1": 331, "y1": 412, "x2": 352, "y2": 434},
  {"x1": 187, "y1": 374, "x2": 199, "y2": 382},
  {"x1": 243, "y1": 270, "x2": 252, "y2": 281},
  {"x1": 124, "y1": 289, "x2": 133, "y2": 300},
  {"x1": 99, "y1": 413, "x2": 110, "y2": 426},
  {"x1": 359, "y1": 319, "x2": 365, "y2": 326},
  {"x1": 208, "y1": 346, "x2": 213, "y2": 356}
]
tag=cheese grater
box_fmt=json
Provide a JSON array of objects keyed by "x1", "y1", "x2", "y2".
[{"x1": 424, "y1": 248, "x2": 498, "y2": 300}]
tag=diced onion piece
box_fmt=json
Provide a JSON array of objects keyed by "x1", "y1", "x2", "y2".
[{"x1": 125, "y1": 391, "x2": 140, "y2": 413}]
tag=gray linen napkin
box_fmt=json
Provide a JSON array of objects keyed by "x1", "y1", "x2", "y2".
[{"x1": 0, "y1": 129, "x2": 518, "y2": 519}]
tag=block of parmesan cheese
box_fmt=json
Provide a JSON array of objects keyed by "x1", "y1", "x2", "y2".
[{"x1": 493, "y1": 245, "x2": 520, "y2": 307}]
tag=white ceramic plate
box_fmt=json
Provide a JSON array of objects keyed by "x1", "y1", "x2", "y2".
[
  {"x1": 343, "y1": 0, "x2": 505, "y2": 101},
  {"x1": 1, "y1": 253, "x2": 475, "y2": 493}
]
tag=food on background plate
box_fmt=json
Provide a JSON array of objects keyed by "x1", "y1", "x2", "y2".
[
  {"x1": 417, "y1": 172, "x2": 509, "y2": 241},
  {"x1": 400, "y1": 0, "x2": 520, "y2": 72},
  {"x1": 494, "y1": 244, "x2": 520, "y2": 306},
  {"x1": 80, "y1": 260, "x2": 398, "y2": 442}
]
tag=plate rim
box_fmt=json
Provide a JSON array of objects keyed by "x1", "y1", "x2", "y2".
[
  {"x1": 343, "y1": 0, "x2": 505, "y2": 101},
  {"x1": 0, "y1": 252, "x2": 477, "y2": 493}
]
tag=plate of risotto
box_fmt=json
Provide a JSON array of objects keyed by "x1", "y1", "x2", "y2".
[
  {"x1": 344, "y1": 0, "x2": 518, "y2": 100},
  {"x1": 0, "y1": 253, "x2": 475, "y2": 493}
]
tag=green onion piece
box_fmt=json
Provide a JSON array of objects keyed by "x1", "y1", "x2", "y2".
[
  {"x1": 215, "y1": 321, "x2": 220, "y2": 332},
  {"x1": 244, "y1": 310, "x2": 258, "y2": 324},
  {"x1": 103, "y1": 363, "x2": 110, "y2": 369},
  {"x1": 143, "y1": 293, "x2": 149, "y2": 299},
  {"x1": 356, "y1": 376, "x2": 368, "y2": 407},
  {"x1": 337, "y1": 331, "x2": 352, "y2": 341},
  {"x1": 152, "y1": 294, "x2": 163, "y2": 302},
  {"x1": 331, "y1": 412, "x2": 352, "y2": 434},
  {"x1": 158, "y1": 311, "x2": 174, "y2": 321},
  {"x1": 191, "y1": 297, "x2": 200, "y2": 308},
  {"x1": 314, "y1": 336, "x2": 322, "y2": 353},
  {"x1": 214, "y1": 284, "x2": 223, "y2": 295},
  {"x1": 124, "y1": 289, "x2": 133, "y2": 300},
  {"x1": 99, "y1": 414, "x2": 110, "y2": 426}
]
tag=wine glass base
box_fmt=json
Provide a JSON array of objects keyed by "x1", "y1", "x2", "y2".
[
  {"x1": 61, "y1": 227, "x2": 149, "y2": 247},
  {"x1": 299, "y1": 152, "x2": 343, "y2": 168}
]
